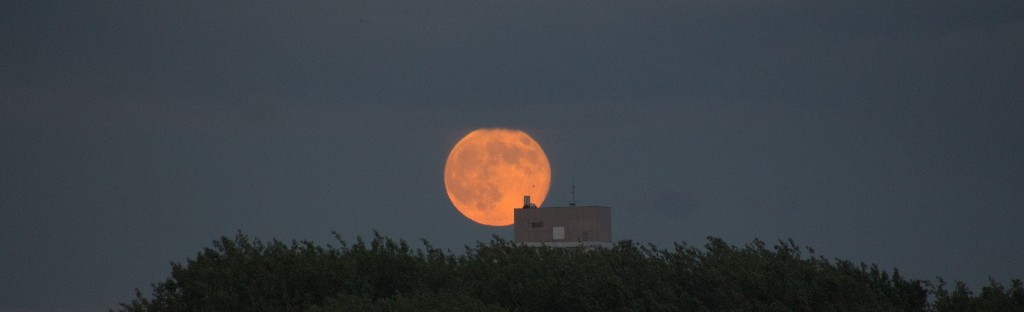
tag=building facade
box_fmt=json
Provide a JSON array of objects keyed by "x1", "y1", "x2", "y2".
[{"x1": 513, "y1": 203, "x2": 612, "y2": 247}]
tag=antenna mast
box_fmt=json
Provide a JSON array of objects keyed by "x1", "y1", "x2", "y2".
[{"x1": 570, "y1": 181, "x2": 576, "y2": 206}]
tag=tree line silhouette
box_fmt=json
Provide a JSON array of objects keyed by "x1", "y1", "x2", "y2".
[{"x1": 119, "y1": 232, "x2": 1023, "y2": 311}]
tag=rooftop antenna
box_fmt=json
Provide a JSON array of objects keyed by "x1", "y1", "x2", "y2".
[{"x1": 570, "y1": 180, "x2": 577, "y2": 206}]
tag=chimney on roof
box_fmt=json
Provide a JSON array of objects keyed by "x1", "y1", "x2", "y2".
[{"x1": 523, "y1": 195, "x2": 537, "y2": 209}]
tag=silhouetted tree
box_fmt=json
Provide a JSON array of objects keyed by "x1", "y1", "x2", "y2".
[{"x1": 117, "y1": 232, "x2": 1021, "y2": 311}]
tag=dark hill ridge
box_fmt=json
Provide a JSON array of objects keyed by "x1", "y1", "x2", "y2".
[{"x1": 119, "y1": 232, "x2": 1023, "y2": 311}]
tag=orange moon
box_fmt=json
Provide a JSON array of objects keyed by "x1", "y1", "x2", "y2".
[{"x1": 444, "y1": 128, "x2": 551, "y2": 226}]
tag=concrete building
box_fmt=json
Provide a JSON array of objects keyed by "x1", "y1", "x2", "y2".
[{"x1": 513, "y1": 196, "x2": 612, "y2": 248}]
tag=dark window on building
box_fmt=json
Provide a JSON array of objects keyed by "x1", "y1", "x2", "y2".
[
  {"x1": 582, "y1": 231, "x2": 589, "y2": 241},
  {"x1": 531, "y1": 222, "x2": 543, "y2": 228}
]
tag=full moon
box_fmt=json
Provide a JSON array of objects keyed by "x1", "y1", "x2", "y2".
[{"x1": 444, "y1": 128, "x2": 551, "y2": 226}]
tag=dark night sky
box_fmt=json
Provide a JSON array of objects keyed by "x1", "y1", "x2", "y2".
[{"x1": 2, "y1": 1, "x2": 1022, "y2": 310}]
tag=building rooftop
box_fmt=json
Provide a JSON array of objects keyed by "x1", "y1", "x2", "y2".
[{"x1": 513, "y1": 198, "x2": 611, "y2": 247}]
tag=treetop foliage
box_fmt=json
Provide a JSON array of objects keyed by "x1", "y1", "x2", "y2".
[{"x1": 119, "y1": 231, "x2": 1024, "y2": 311}]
